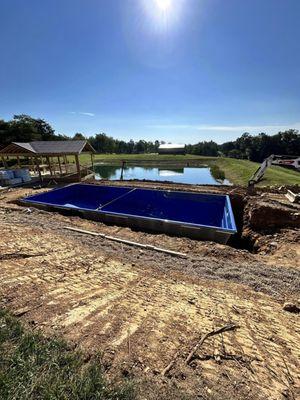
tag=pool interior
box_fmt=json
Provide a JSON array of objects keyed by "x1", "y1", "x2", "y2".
[
  {"x1": 24, "y1": 184, "x2": 236, "y2": 231},
  {"x1": 25, "y1": 184, "x2": 130, "y2": 210}
]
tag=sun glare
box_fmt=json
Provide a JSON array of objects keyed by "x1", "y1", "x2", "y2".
[
  {"x1": 155, "y1": 0, "x2": 172, "y2": 11},
  {"x1": 140, "y1": 0, "x2": 185, "y2": 34}
]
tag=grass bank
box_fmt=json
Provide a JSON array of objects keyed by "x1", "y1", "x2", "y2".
[
  {"x1": 215, "y1": 157, "x2": 300, "y2": 186},
  {"x1": 0, "y1": 308, "x2": 134, "y2": 400},
  {"x1": 80, "y1": 153, "x2": 300, "y2": 186}
]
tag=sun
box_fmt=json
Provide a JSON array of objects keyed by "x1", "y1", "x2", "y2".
[
  {"x1": 140, "y1": 0, "x2": 184, "y2": 34},
  {"x1": 154, "y1": 0, "x2": 172, "y2": 11}
]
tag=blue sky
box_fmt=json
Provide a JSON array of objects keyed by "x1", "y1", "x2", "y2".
[{"x1": 0, "y1": 0, "x2": 299, "y2": 144}]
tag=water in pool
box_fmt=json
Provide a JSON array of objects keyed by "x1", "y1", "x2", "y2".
[{"x1": 94, "y1": 165, "x2": 231, "y2": 185}]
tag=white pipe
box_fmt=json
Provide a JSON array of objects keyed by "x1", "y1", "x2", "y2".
[{"x1": 64, "y1": 226, "x2": 187, "y2": 258}]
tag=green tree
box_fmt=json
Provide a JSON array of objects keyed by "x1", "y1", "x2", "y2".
[
  {"x1": 73, "y1": 132, "x2": 86, "y2": 140},
  {"x1": 0, "y1": 115, "x2": 59, "y2": 146}
]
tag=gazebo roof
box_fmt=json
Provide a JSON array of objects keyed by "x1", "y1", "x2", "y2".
[{"x1": 0, "y1": 140, "x2": 95, "y2": 156}]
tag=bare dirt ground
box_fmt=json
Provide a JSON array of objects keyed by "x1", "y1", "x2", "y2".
[{"x1": 0, "y1": 182, "x2": 299, "y2": 400}]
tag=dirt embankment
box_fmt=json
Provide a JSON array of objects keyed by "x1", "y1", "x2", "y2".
[{"x1": 0, "y1": 183, "x2": 299, "y2": 400}]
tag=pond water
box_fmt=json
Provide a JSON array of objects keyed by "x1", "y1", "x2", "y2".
[{"x1": 94, "y1": 165, "x2": 231, "y2": 185}]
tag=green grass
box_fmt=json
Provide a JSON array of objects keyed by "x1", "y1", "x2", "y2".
[
  {"x1": 81, "y1": 153, "x2": 215, "y2": 164},
  {"x1": 215, "y1": 158, "x2": 300, "y2": 186},
  {"x1": 80, "y1": 153, "x2": 300, "y2": 187},
  {"x1": 0, "y1": 308, "x2": 134, "y2": 400}
]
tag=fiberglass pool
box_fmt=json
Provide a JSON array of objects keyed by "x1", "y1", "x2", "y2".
[{"x1": 22, "y1": 183, "x2": 237, "y2": 244}]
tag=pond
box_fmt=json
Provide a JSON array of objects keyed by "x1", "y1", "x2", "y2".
[{"x1": 94, "y1": 165, "x2": 231, "y2": 185}]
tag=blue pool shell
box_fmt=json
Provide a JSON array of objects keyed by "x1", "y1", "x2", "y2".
[
  {"x1": 22, "y1": 184, "x2": 131, "y2": 210},
  {"x1": 22, "y1": 183, "x2": 237, "y2": 241}
]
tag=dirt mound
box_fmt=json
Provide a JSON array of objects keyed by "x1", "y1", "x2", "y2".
[{"x1": 246, "y1": 200, "x2": 300, "y2": 231}]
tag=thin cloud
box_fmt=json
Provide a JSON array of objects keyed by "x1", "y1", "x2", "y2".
[
  {"x1": 79, "y1": 112, "x2": 95, "y2": 117},
  {"x1": 68, "y1": 111, "x2": 95, "y2": 117},
  {"x1": 196, "y1": 123, "x2": 300, "y2": 132},
  {"x1": 148, "y1": 124, "x2": 192, "y2": 129},
  {"x1": 148, "y1": 122, "x2": 300, "y2": 132}
]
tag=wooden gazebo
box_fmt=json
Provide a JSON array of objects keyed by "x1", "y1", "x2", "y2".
[{"x1": 0, "y1": 140, "x2": 95, "y2": 182}]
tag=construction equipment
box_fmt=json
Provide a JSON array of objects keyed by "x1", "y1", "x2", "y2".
[{"x1": 248, "y1": 154, "x2": 300, "y2": 187}]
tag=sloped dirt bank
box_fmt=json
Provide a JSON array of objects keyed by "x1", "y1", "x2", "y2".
[{"x1": 244, "y1": 195, "x2": 300, "y2": 231}]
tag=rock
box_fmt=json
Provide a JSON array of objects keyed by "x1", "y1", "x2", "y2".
[
  {"x1": 188, "y1": 297, "x2": 196, "y2": 305},
  {"x1": 282, "y1": 389, "x2": 290, "y2": 398},
  {"x1": 283, "y1": 302, "x2": 300, "y2": 314},
  {"x1": 13, "y1": 306, "x2": 31, "y2": 317},
  {"x1": 269, "y1": 242, "x2": 278, "y2": 247}
]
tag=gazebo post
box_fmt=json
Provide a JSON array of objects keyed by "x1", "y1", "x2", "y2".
[
  {"x1": 31, "y1": 157, "x2": 36, "y2": 173},
  {"x1": 46, "y1": 156, "x2": 53, "y2": 176},
  {"x1": 1, "y1": 156, "x2": 7, "y2": 168},
  {"x1": 17, "y1": 156, "x2": 21, "y2": 168},
  {"x1": 64, "y1": 155, "x2": 68, "y2": 173},
  {"x1": 75, "y1": 154, "x2": 81, "y2": 181},
  {"x1": 57, "y1": 156, "x2": 62, "y2": 175},
  {"x1": 90, "y1": 153, "x2": 94, "y2": 171},
  {"x1": 35, "y1": 157, "x2": 42, "y2": 182}
]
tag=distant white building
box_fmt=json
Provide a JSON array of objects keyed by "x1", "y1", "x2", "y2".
[{"x1": 158, "y1": 143, "x2": 186, "y2": 155}]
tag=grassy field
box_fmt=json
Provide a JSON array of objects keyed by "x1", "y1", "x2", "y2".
[
  {"x1": 85, "y1": 153, "x2": 215, "y2": 163},
  {"x1": 80, "y1": 153, "x2": 300, "y2": 186},
  {"x1": 0, "y1": 308, "x2": 134, "y2": 400}
]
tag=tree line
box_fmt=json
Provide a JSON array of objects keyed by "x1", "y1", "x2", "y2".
[
  {"x1": 87, "y1": 133, "x2": 161, "y2": 154},
  {"x1": 0, "y1": 115, "x2": 161, "y2": 154},
  {"x1": 1, "y1": 115, "x2": 299, "y2": 162},
  {"x1": 187, "y1": 130, "x2": 300, "y2": 162}
]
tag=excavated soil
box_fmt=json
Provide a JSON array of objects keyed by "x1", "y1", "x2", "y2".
[{"x1": 0, "y1": 182, "x2": 299, "y2": 400}]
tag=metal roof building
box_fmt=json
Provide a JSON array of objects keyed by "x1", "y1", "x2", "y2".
[{"x1": 158, "y1": 143, "x2": 186, "y2": 155}]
